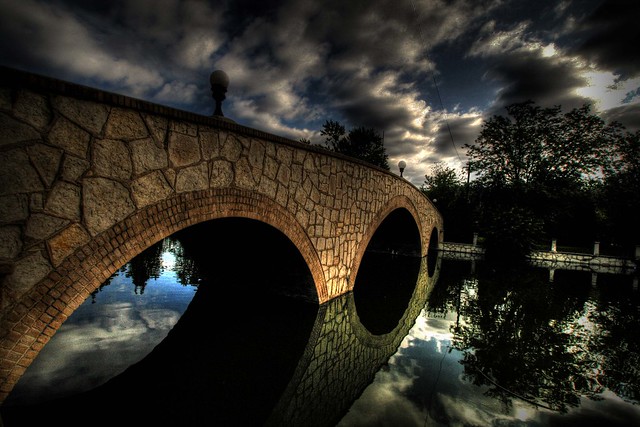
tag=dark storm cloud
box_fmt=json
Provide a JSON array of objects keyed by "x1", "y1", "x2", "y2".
[
  {"x1": 1, "y1": 0, "x2": 637, "y2": 186},
  {"x1": 211, "y1": 0, "x2": 503, "y2": 185},
  {"x1": 572, "y1": 0, "x2": 640, "y2": 79},
  {"x1": 0, "y1": 0, "x2": 223, "y2": 108},
  {"x1": 468, "y1": 18, "x2": 595, "y2": 117},
  {"x1": 329, "y1": 72, "x2": 418, "y2": 130},
  {"x1": 601, "y1": 103, "x2": 640, "y2": 132},
  {"x1": 483, "y1": 51, "x2": 591, "y2": 113},
  {"x1": 431, "y1": 114, "x2": 480, "y2": 159}
]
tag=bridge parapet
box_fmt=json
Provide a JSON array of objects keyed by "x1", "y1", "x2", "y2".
[{"x1": 0, "y1": 66, "x2": 442, "y2": 401}]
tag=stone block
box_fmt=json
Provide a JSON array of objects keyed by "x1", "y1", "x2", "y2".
[
  {"x1": 93, "y1": 139, "x2": 132, "y2": 180},
  {"x1": 170, "y1": 120, "x2": 197, "y2": 136},
  {"x1": 48, "y1": 116, "x2": 90, "y2": 158},
  {"x1": 131, "y1": 137, "x2": 168, "y2": 175},
  {"x1": 0, "y1": 113, "x2": 41, "y2": 147},
  {"x1": 199, "y1": 130, "x2": 220, "y2": 160},
  {"x1": 131, "y1": 171, "x2": 173, "y2": 208},
  {"x1": 0, "y1": 149, "x2": 43, "y2": 196},
  {"x1": 61, "y1": 155, "x2": 89, "y2": 182},
  {"x1": 235, "y1": 157, "x2": 257, "y2": 190},
  {"x1": 14, "y1": 91, "x2": 51, "y2": 131},
  {"x1": 220, "y1": 133, "x2": 242, "y2": 162},
  {"x1": 210, "y1": 159, "x2": 233, "y2": 188},
  {"x1": 45, "y1": 182, "x2": 81, "y2": 221},
  {"x1": 168, "y1": 131, "x2": 200, "y2": 167},
  {"x1": 104, "y1": 108, "x2": 148, "y2": 140},
  {"x1": 47, "y1": 224, "x2": 91, "y2": 267},
  {"x1": 27, "y1": 144, "x2": 63, "y2": 188},
  {"x1": 143, "y1": 114, "x2": 168, "y2": 144},
  {"x1": 0, "y1": 87, "x2": 10, "y2": 110},
  {"x1": 83, "y1": 177, "x2": 135, "y2": 236},
  {"x1": 0, "y1": 195, "x2": 28, "y2": 223},
  {"x1": 0, "y1": 226, "x2": 21, "y2": 258},
  {"x1": 176, "y1": 163, "x2": 209, "y2": 193},
  {"x1": 25, "y1": 213, "x2": 69, "y2": 241},
  {"x1": 54, "y1": 96, "x2": 109, "y2": 135},
  {"x1": 5, "y1": 250, "x2": 52, "y2": 298}
]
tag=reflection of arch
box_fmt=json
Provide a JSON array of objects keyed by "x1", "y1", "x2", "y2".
[
  {"x1": 0, "y1": 275, "x2": 321, "y2": 425},
  {"x1": 348, "y1": 195, "x2": 425, "y2": 288},
  {"x1": 0, "y1": 188, "x2": 326, "y2": 403},
  {"x1": 349, "y1": 256, "x2": 433, "y2": 346},
  {"x1": 265, "y1": 256, "x2": 440, "y2": 426},
  {"x1": 427, "y1": 226, "x2": 440, "y2": 277}
]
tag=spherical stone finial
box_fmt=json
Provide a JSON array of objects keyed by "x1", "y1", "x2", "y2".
[
  {"x1": 210, "y1": 70, "x2": 230, "y2": 88},
  {"x1": 210, "y1": 69, "x2": 230, "y2": 117},
  {"x1": 398, "y1": 160, "x2": 406, "y2": 177}
]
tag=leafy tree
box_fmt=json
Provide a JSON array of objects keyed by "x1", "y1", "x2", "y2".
[
  {"x1": 125, "y1": 240, "x2": 164, "y2": 294},
  {"x1": 421, "y1": 162, "x2": 464, "y2": 199},
  {"x1": 320, "y1": 120, "x2": 390, "y2": 170},
  {"x1": 479, "y1": 197, "x2": 543, "y2": 266},
  {"x1": 449, "y1": 264, "x2": 607, "y2": 412},
  {"x1": 600, "y1": 130, "x2": 640, "y2": 250},
  {"x1": 421, "y1": 162, "x2": 475, "y2": 242},
  {"x1": 465, "y1": 101, "x2": 621, "y2": 188},
  {"x1": 465, "y1": 101, "x2": 626, "y2": 259},
  {"x1": 320, "y1": 119, "x2": 346, "y2": 150},
  {"x1": 613, "y1": 130, "x2": 640, "y2": 177}
]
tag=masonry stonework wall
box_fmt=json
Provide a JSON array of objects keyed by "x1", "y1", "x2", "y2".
[
  {"x1": 0, "y1": 67, "x2": 442, "y2": 401},
  {"x1": 266, "y1": 256, "x2": 437, "y2": 426}
]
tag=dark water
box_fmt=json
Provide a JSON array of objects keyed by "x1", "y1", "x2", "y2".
[{"x1": 1, "y1": 220, "x2": 639, "y2": 426}]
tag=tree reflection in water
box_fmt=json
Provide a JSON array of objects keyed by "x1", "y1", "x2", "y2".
[
  {"x1": 427, "y1": 259, "x2": 640, "y2": 415},
  {"x1": 3, "y1": 223, "x2": 639, "y2": 426}
]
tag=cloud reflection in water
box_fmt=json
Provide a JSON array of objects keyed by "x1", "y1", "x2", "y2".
[
  {"x1": 5, "y1": 261, "x2": 196, "y2": 406},
  {"x1": 339, "y1": 305, "x2": 640, "y2": 427}
]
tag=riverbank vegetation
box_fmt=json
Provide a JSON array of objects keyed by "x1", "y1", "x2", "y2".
[{"x1": 422, "y1": 100, "x2": 640, "y2": 264}]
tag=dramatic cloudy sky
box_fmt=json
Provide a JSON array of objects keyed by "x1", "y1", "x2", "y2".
[{"x1": 1, "y1": 0, "x2": 639, "y2": 185}]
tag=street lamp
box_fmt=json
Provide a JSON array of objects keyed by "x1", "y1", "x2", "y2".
[
  {"x1": 210, "y1": 70, "x2": 229, "y2": 117},
  {"x1": 398, "y1": 160, "x2": 406, "y2": 177}
]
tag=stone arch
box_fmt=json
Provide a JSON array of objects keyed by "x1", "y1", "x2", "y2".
[
  {"x1": 347, "y1": 195, "x2": 427, "y2": 288},
  {"x1": 179, "y1": 189, "x2": 328, "y2": 302},
  {"x1": 0, "y1": 67, "x2": 445, "y2": 405},
  {"x1": 0, "y1": 188, "x2": 326, "y2": 402}
]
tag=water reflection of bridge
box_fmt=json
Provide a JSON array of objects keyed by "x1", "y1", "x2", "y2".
[
  {"x1": 266, "y1": 255, "x2": 440, "y2": 427},
  {"x1": 0, "y1": 229, "x2": 440, "y2": 426}
]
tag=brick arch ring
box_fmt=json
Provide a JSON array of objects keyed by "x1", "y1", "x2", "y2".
[{"x1": 0, "y1": 187, "x2": 327, "y2": 402}]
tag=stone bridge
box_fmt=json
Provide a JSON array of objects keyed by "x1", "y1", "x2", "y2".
[{"x1": 0, "y1": 66, "x2": 442, "y2": 401}]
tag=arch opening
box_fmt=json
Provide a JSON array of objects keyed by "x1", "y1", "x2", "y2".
[
  {"x1": 172, "y1": 217, "x2": 319, "y2": 303},
  {"x1": 360, "y1": 208, "x2": 422, "y2": 257},
  {"x1": 353, "y1": 208, "x2": 422, "y2": 335},
  {"x1": 1, "y1": 219, "x2": 321, "y2": 425}
]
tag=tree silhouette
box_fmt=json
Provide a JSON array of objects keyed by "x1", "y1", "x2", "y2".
[
  {"x1": 466, "y1": 101, "x2": 621, "y2": 187},
  {"x1": 421, "y1": 162, "x2": 475, "y2": 243},
  {"x1": 464, "y1": 101, "x2": 626, "y2": 259},
  {"x1": 601, "y1": 130, "x2": 640, "y2": 250},
  {"x1": 320, "y1": 120, "x2": 390, "y2": 170},
  {"x1": 125, "y1": 240, "x2": 164, "y2": 294}
]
